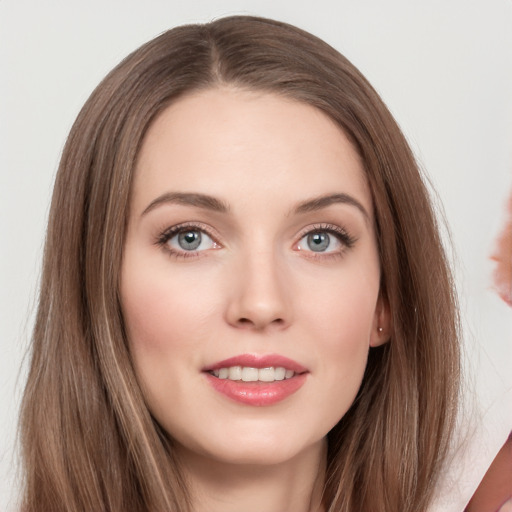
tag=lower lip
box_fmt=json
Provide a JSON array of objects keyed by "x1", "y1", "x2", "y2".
[{"x1": 204, "y1": 373, "x2": 307, "y2": 406}]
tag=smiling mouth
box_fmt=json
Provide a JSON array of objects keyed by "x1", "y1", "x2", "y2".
[
  {"x1": 203, "y1": 354, "x2": 308, "y2": 405},
  {"x1": 204, "y1": 365, "x2": 308, "y2": 406},
  {"x1": 209, "y1": 366, "x2": 296, "y2": 382}
]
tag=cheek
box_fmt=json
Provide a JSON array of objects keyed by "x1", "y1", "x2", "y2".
[
  {"x1": 297, "y1": 263, "x2": 379, "y2": 420},
  {"x1": 301, "y1": 261, "x2": 379, "y2": 350},
  {"x1": 120, "y1": 258, "x2": 220, "y2": 355},
  {"x1": 312, "y1": 291, "x2": 374, "y2": 386},
  {"x1": 119, "y1": 256, "x2": 222, "y2": 429}
]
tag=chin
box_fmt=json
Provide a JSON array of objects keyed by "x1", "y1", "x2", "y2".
[
  {"x1": 175, "y1": 424, "x2": 324, "y2": 468},
  {"x1": 212, "y1": 443, "x2": 306, "y2": 466}
]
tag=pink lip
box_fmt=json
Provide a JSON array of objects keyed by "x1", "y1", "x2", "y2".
[
  {"x1": 203, "y1": 353, "x2": 309, "y2": 407},
  {"x1": 205, "y1": 373, "x2": 307, "y2": 406}
]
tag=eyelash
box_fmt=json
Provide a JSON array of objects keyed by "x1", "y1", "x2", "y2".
[{"x1": 155, "y1": 222, "x2": 357, "y2": 260}]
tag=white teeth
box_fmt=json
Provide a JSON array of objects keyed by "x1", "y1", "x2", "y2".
[
  {"x1": 274, "y1": 367, "x2": 286, "y2": 381},
  {"x1": 210, "y1": 366, "x2": 296, "y2": 382},
  {"x1": 228, "y1": 366, "x2": 242, "y2": 380},
  {"x1": 259, "y1": 367, "x2": 276, "y2": 382},
  {"x1": 241, "y1": 367, "x2": 259, "y2": 381}
]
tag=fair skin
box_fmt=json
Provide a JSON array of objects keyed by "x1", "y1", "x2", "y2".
[{"x1": 121, "y1": 87, "x2": 389, "y2": 512}]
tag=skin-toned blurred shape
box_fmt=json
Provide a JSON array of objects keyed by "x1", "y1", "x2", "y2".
[
  {"x1": 491, "y1": 190, "x2": 512, "y2": 306},
  {"x1": 465, "y1": 189, "x2": 512, "y2": 511},
  {"x1": 465, "y1": 434, "x2": 512, "y2": 512}
]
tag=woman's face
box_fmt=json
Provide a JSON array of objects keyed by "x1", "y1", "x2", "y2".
[{"x1": 121, "y1": 88, "x2": 388, "y2": 467}]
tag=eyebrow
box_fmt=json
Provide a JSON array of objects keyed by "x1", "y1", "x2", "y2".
[
  {"x1": 141, "y1": 191, "x2": 369, "y2": 220},
  {"x1": 293, "y1": 193, "x2": 369, "y2": 220},
  {"x1": 142, "y1": 192, "x2": 230, "y2": 216}
]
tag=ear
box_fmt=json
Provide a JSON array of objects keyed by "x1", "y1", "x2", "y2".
[{"x1": 370, "y1": 293, "x2": 391, "y2": 347}]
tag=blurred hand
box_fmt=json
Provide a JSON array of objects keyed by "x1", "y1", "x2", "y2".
[{"x1": 491, "y1": 191, "x2": 512, "y2": 306}]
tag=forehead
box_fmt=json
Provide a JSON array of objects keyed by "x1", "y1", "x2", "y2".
[{"x1": 133, "y1": 87, "x2": 372, "y2": 217}]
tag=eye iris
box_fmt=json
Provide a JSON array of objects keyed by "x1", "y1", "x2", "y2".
[
  {"x1": 307, "y1": 232, "x2": 330, "y2": 252},
  {"x1": 178, "y1": 230, "x2": 201, "y2": 250}
]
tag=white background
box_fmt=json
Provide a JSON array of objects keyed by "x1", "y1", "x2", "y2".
[{"x1": 1, "y1": 1, "x2": 511, "y2": 511}]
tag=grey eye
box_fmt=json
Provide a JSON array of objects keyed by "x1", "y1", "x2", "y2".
[
  {"x1": 163, "y1": 226, "x2": 218, "y2": 256},
  {"x1": 306, "y1": 232, "x2": 330, "y2": 252},
  {"x1": 178, "y1": 230, "x2": 202, "y2": 250},
  {"x1": 296, "y1": 229, "x2": 344, "y2": 255}
]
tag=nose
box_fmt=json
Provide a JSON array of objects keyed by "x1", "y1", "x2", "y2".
[{"x1": 225, "y1": 249, "x2": 291, "y2": 331}]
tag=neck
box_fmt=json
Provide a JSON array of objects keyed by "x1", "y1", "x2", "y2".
[{"x1": 177, "y1": 439, "x2": 327, "y2": 512}]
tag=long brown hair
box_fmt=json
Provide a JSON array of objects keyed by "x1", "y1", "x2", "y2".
[{"x1": 19, "y1": 16, "x2": 460, "y2": 512}]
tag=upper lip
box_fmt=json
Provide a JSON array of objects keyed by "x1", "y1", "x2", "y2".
[{"x1": 203, "y1": 353, "x2": 308, "y2": 374}]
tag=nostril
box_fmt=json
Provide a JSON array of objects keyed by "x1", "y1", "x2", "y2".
[{"x1": 235, "y1": 316, "x2": 285, "y2": 329}]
